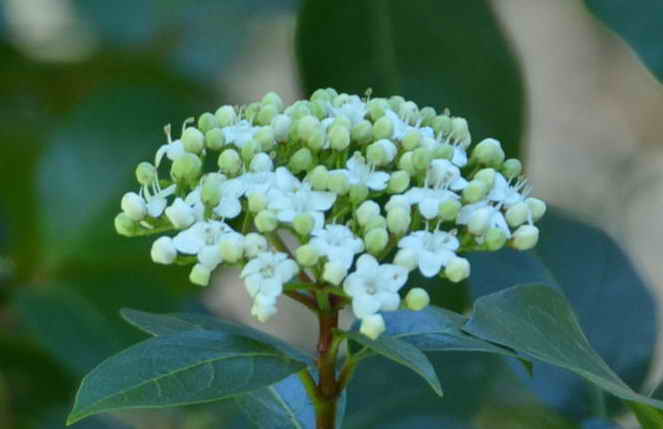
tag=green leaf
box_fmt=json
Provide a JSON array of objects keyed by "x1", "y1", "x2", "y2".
[
  {"x1": 629, "y1": 401, "x2": 663, "y2": 429},
  {"x1": 67, "y1": 330, "x2": 307, "y2": 425},
  {"x1": 464, "y1": 284, "x2": 663, "y2": 410},
  {"x1": 585, "y1": 0, "x2": 663, "y2": 80},
  {"x1": 345, "y1": 331, "x2": 443, "y2": 397},
  {"x1": 296, "y1": 0, "x2": 525, "y2": 157},
  {"x1": 120, "y1": 309, "x2": 312, "y2": 364}
]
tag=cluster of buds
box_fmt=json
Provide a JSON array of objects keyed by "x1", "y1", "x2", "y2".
[{"x1": 115, "y1": 89, "x2": 545, "y2": 339}]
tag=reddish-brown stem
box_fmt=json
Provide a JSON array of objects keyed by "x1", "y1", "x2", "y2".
[
  {"x1": 284, "y1": 290, "x2": 318, "y2": 312},
  {"x1": 315, "y1": 301, "x2": 340, "y2": 429}
]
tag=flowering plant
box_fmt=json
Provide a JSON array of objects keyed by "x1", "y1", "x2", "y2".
[{"x1": 66, "y1": 90, "x2": 661, "y2": 428}]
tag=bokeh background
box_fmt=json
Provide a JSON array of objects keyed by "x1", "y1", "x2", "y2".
[{"x1": 1, "y1": 1, "x2": 663, "y2": 428}]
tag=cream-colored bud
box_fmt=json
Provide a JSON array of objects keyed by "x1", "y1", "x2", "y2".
[
  {"x1": 394, "y1": 248, "x2": 418, "y2": 271},
  {"x1": 512, "y1": 225, "x2": 539, "y2": 250},
  {"x1": 445, "y1": 257, "x2": 470, "y2": 283},
  {"x1": 360, "y1": 314, "x2": 386, "y2": 340},
  {"x1": 248, "y1": 192, "x2": 268, "y2": 213},
  {"x1": 526, "y1": 198, "x2": 546, "y2": 221},
  {"x1": 439, "y1": 199, "x2": 461, "y2": 221},
  {"x1": 506, "y1": 202, "x2": 529, "y2": 227},
  {"x1": 405, "y1": 288, "x2": 430, "y2": 311},
  {"x1": 322, "y1": 261, "x2": 347, "y2": 286},
  {"x1": 365, "y1": 227, "x2": 389, "y2": 255},
  {"x1": 182, "y1": 127, "x2": 205, "y2": 154},
  {"x1": 151, "y1": 237, "x2": 177, "y2": 265},
  {"x1": 296, "y1": 244, "x2": 319, "y2": 267},
  {"x1": 121, "y1": 192, "x2": 147, "y2": 221},
  {"x1": 388, "y1": 171, "x2": 410, "y2": 194},
  {"x1": 215, "y1": 105, "x2": 236, "y2": 127},
  {"x1": 189, "y1": 264, "x2": 212, "y2": 286},
  {"x1": 463, "y1": 180, "x2": 487, "y2": 203},
  {"x1": 357, "y1": 200, "x2": 380, "y2": 226},
  {"x1": 255, "y1": 210, "x2": 278, "y2": 232},
  {"x1": 387, "y1": 207, "x2": 411, "y2": 235},
  {"x1": 293, "y1": 213, "x2": 315, "y2": 236}
]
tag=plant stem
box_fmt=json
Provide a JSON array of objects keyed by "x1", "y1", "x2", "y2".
[{"x1": 315, "y1": 295, "x2": 340, "y2": 429}]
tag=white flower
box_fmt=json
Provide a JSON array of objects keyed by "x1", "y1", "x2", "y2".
[
  {"x1": 428, "y1": 159, "x2": 467, "y2": 190},
  {"x1": 241, "y1": 252, "x2": 298, "y2": 321},
  {"x1": 333, "y1": 152, "x2": 390, "y2": 191},
  {"x1": 223, "y1": 120, "x2": 259, "y2": 148},
  {"x1": 121, "y1": 192, "x2": 147, "y2": 221},
  {"x1": 151, "y1": 236, "x2": 177, "y2": 264},
  {"x1": 328, "y1": 95, "x2": 367, "y2": 126},
  {"x1": 250, "y1": 153, "x2": 274, "y2": 172},
  {"x1": 268, "y1": 183, "x2": 335, "y2": 229},
  {"x1": 398, "y1": 230, "x2": 459, "y2": 278},
  {"x1": 310, "y1": 224, "x2": 364, "y2": 269},
  {"x1": 405, "y1": 186, "x2": 459, "y2": 220},
  {"x1": 458, "y1": 202, "x2": 510, "y2": 237},
  {"x1": 322, "y1": 261, "x2": 348, "y2": 286},
  {"x1": 240, "y1": 171, "x2": 276, "y2": 196},
  {"x1": 251, "y1": 294, "x2": 278, "y2": 322},
  {"x1": 213, "y1": 178, "x2": 245, "y2": 219},
  {"x1": 165, "y1": 198, "x2": 195, "y2": 229},
  {"x1": 344, "y1": 254, "x2": 408, "y2": 319},
  {"x1": 244, "y1": 233, "x2": 268, "y2": 258},
  {"x1": 173, "y1": 220, "x2": 234, "y2": 255},
  {"x1": 155, "y1": 124, "x2": 186, "y2": 167},
  {"x1": 385, "y1": 194, "x2": 412, "y2": 212}
]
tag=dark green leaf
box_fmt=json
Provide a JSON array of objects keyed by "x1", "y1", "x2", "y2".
[
  {"x1": 67, "y1": 330, "x2": 307, "y2": 425},
  {"x1": 296, "y1": 0, "x2": 524, "y2": 156},
  {"x1": 120, "y1": 309, "x2": 312, "y2": 364},
  {"x1": 464, "y1": 284, "x2": 663, "y2": 410},
  {"x1": 345, "y1": 331, "x2": 443, "y2": 397},
  {"x1": 585, "y1": 0, "x2": 663, "y2": 80},
  {"x1": 628, "y1": 401, "x2": 663, "y2": 429}
]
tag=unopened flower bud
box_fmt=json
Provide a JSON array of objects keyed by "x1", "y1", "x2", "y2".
[
  {"x1": 434, "y1": 143, "x2": 454, "y2": 160},
  {"x1": 360, "y1": 314, "x2": 386, "y2": 340},
  {"x1": 365, "y1": 227, "x2": 389, "y2": 255},
  {"x1": 307, "y1": 165, "x2": 329, "y2": 191},
  {"x1": 472, "y1": 138, "x2": 505, "y2": 166},
  {"x1": 329, "y1": 125, "x2": 350, "y2": 151},
  {"x1": 121, "y1": 192, "x2": 147, "y2": 221},
  {"x1": 506, "y1": 202, "x2": 529, "y2": 227},
  {"x1": 254, "y1": 210, "x2": 278, "y2": 232},
  {"x1": 413, "y1": 148, "x2": 432, "y2": 171},
  {"x1": 388, "y1": 95, "x2": 405, "y2": 111},
  {"x1": 244, "y1": 102, "x2": 260, "y2": 122},
  {"x1": 305, "y1": 128, "x2": 325, "y2": 152},
  {"x1": 445, "y1": 256, "x2": 470, "y2": 283},
  {"x1": 215, "y1": 105, "x2": 236, "y2": 127},
  {"x1": 254, "y1": 127, "x2": 275, "y2": 151},
  {"x1": 261, "y1": 91, "x2": 283, "y2": 111},
  {"x1": 311, "y1": 88, "x2": 332, "y2": 103},
  {"x1": 486, "y1": 227, "x2": 507, "y2": 251},
  {"x1": 402, "y1": 130, "x2": 422, "y2": 151},
  {"x1": 115, "y1": 213, "x2": 139, "y2": 237},
  {"x1": 135, "y1": 162, "x2": 157, "y2": 185},
  {"x1": 289, "y1": 148, "x2": 313, "y2": 173},
  {"x1": 463, "y1": 180, "x2": 487, "y2": 203},
  {"x1": 309, "y1": 100, "x2": 327, "y2": 119},
  {"x1": 501, "y1": 158, "x2": 522, "y2": 179},
  {"x1": 399, "y1": 101, "x2": 418, "y2": 122},
  {"x1": 220, "y1": 236, "x2": 244, "y2": 263},
  {"x1": 323, "y1": 261, "x2": 347, "y2": 286},
  {"x1": 474, "y1": 168, "x2": 496, "y2": 188},
  {"x1": 451, "y1": 117, "x2": 471, "y2": 148},
  {"x1": 328, "y1": 171, "x2": 350, "y2": 195},
  {"x1": 271, "y1": 114, "x2": 292, "y2": 142},
  {"x1": 468, "y1": 206, "x2": 493, "y2": 235},
  {"x1": 512, "y1": 225, "x2": 539, "y2": 250},
  {"x1": 386, "y1": 195, "x2": 410, "y2": 212},
  {"x1": 189, "y1": 264, "x2": 212, "y2": 286},
  {"x1": 388, "y1": 171, "x2": 410, "y2": 193},
  {"x1": 351, "y1": 120, "x2": 373, "y2": 144},
  {"x1": 431, "y1": 115, "x2": 452, "y2": 136},
  {"x1": 248, "y1": 192, "x2": 268, "y2": 212},
  {"x1": 198, "y1": 245, "x2": 222, "y2": 269},
  {"x1": 349, "y1": 183, "x2": 369, "y2": 204},
  {"x1": 332, "y1": 93, "x2": 350, "y2": 107},
  {"x1": 151, "y1": 236, "x2": 177, "y2": 264},
  {"x1": 297, "y1": 115, "x2": 320, "y2": 142},
  {"x1": 205, "y1": 128, "x2": 225, "y2": 150},
  {"x1": 368, "y1": 98, "x2": 388, "y2": 121},
  {"x1": 166, "y1": 198, "x2": 195, "y2": 229},
  {"x1": 250, "y1": 152, "x2": 273, "y2": 172},
  {"x1": 405, "y1": 288, "x2": 430, "y2": 311},
  {"x1": 171, "y1": 153, "x2": 202, "y2": 182},
  {"x1": 197, "y1": 112, "x2": 219, "y2": 133},
  {"x1": 286, "y1": 100, "x2": 311, "y2": 120},
  {"x1": 240, "y1": 139, "x2": 259, "y2": 163},
  {"x1": 367, "y1": 139, "x2": 397, "y2": 166},
  {"x1": 357, "y1": 200, "x2": 380, "y2": 226},
  {"x1": 387, "y1": 207, "x2": 411, "y2": 235},
  {"x1": 439, "y1": 199, "x2": 461, "y2": 221},
  {"x1": 293, "y1": 213, "x2": 315, "y2": 236},
  {"x1": 244, "y1": 233, "x2": 268, "y2": 258},
  {"x1": 201, "y1": 173, "x2": 225, "y2": 206},
  {"x1": 251, "y1": 294, "x2": 278, "y2": 322},
  {"x1": 395, "y1": 248, "x2": 418, "y2": 271},
  {"x1": 419, "y1": 106, "x2": 436, "y2": 125},
  {"x1": 526, "y1": 197, "x2": 546, "y2": 221},
  {"x1": 398, "y1": 151, "x2": 416, "y2": 175},
  {"x1": 373, "y1": 116, "x2": 394, "y2": 140},
  {"x1": 256, "y1": 103, "x2": 278, "y2": 126},
  {"x1": 218, "y1": 149, "x2": 241, "y2": 176},
  {"x1": 296, "y1": 244, "x2": 319, "y2": 267}
]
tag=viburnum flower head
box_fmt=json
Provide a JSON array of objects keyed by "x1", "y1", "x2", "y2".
[{"x1": 114, "y1": 88, "x2": 546, "y2": 335}]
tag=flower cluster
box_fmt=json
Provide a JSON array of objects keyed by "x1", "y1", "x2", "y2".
[{"x1": 115, "y1": 89, "x2": 545, "y2": 339}]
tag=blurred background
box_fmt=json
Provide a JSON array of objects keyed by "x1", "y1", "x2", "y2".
[{"x1": 1, "y1": 0, "x2": 662, "y2": 428}]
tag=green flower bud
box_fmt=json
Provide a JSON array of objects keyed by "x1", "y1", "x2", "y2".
[
  {"x1": 360, "y1": 314, "x2": 385, "y2": 340},
  {"x1": 220, "y1": 237, "x2": 244, "y2": 263},
  {"x1": 171, "y1": 152, "x2": 202, "y2": 182},
  {"x1": 357, "y1": 201, "x2": 380, "y2": 226},
  {"x1": 388, "y1": 95, "x2": 405, "y2": 111},
  {"x1": 419, "y1": 106, "x2": 436, "y2": 126},
  {"x1": 332, "y1": 115, "x2": 352, "y2": 130},
  {"x1": 151, "y1": 236, "x2": 177, "y2": 265},
  {"x1": 506, "y1": 202, "x2": 529, "y2": 227},
  {"x1": 472, "y1": 138, "x2": 505, "y2": 166},
  {"x1": 364, "y1": 227, "x2": 389, "y2": 255},
  {"x1": 253, "y1": 126, "x2": 275, "y2": 151},
  {"x1": 254, "y1": 210, "x2": 278, "y2": 232},
  {"x1": 402, "y1": 130, "x2": 422, "y2": 151},
  {"x1": 256, "y1": 103, "x2": 278, "y2": 126},
  {"x1": 306, "y1": 165, "x2": 329, "y2": 191},
  {"x1": 322, "y1": 261, "x2": 347, "y2": 286},
  {"x1": 398, "y1": 152, "x2": 417, "y2": 175},
  {"x1": 439, "y1": 199, "x2": 461, "y2": 221},
  {"x1": 272, "y1": 114, "x2": 292, "y2": 142},
  {"x1": 135, "y1": 161, "x2": 157, "y2": 185},
  {"x1": 512, "y1": 225, "x2": 539, "y2": 250},
  {"x1": 328, "y1": 171, "x2": 350, "y2": 195},
  {"x1": 451, "y1": 117, "x2": 471, "y2": 148},
  {"x1": 351, "y1": 120, "x2": 373, "y2": 144},
  {"x1": 367, "y1": 139, "x2": 397, "y2": 166},
  {"x1": 394, "y1": 248, "x2": 418, "y2": 271},
  {"x1": 218, "y1": 149, "x2": 241, "y2": 176},
  {"x1": 388, "y1": 170, "x2": 410, "y2": 194},
  {"x1": 182, "y1": 127, "x2": 205, "y2": 154},
  {"x1": 197, "y1": 112, "x2": 219, "y2": 133},
  {"x1": 309, "y1": 100, "x2": 327, "y2": 119},
  {"x1": 215, "y1": 105, "x2": 236, "y2": 127},
  {"x1": 413, "y1": 147, "x2": 432, "y2": 171},
  {"x1": 468, "y1": 207, "x2": 493, "y2": 235},
  {"x1": 474, "y1": 168, "x2": 496, "y2": 188},
  {"x1": 306, "y1": 128, "x2": 326, "y2": 152},
  {"x1": 248, "y1": 191, "x2": 268, "y2": 212},
  {"x1": 297, "y1": 115, "x2": 320, "y2": 142},
  {"x1": 296, "y1": 244, "x2": 319, "y2": 267},
  {"x1": 349, "y1": 183, "x2": 369, "y2": 204},
  {"x1": 261, "y1": 91, "x2": 283, "y2": 112},
  {"x1": 114, "y1": 213, "x2": 139, "y2": 237},
  {"x1": 289, "y1": 147, "x2": 314, "y2": 173},
  {"x1": 445, "y1": 256, "x2": 470, "y2": 283},
  {"x1": 387, "y1": 207, "x2": 411, "y2": 235},
  {"x1": 431, "y1": 115, "x2": 452, "y2": 136},
  {"x1": 434, "y1": 143, "x2": 454, "y2": 160},
  {"x1": 240, "y1": 140, "x2": 259, "y2": 163},
  {"x1": 485, "y1": 227, "x2": 507, "y2": 251},
  {"x1": 399, "y1": 101, "x2": 418, "y2": 122},
  {"x1": 463, "y1": 180, "x2": 487, "y2": 203},
  {"x1": 190, "y1": 264, "x2": 212, "y2": 287},
  {"x1": 364, "y1": 214, "x2": 387, "y2": 231},
  {"x1": 329, "y1": 125, "x2": 350, "y2": 151},
  {"x1": 293, "y1": 213, "x2": 315, "y2": 236},
  {"x1": 526, "y1": 197, "x2": 546, "y2": 221},
  {"x1": 201, "y1": 173, "x2": 225, "y2": 206},
  {"x1": 405, "y1": 288, "x2": 430, "y2": 311},
  {"x1": 368, "y1": 98, "x2": 389, "y2": 121},
  {"x1": 205, "y1": 128, "x2": 225, "y2": 150},
  {"x1": 326, "y1": 87, "x2": 339, "y2": 98},
  {"x1": 373, "y1": 116, "x2": 394, "y2": 140},
  {"x1": 502, "y1": 158, "x2": 522, "y2": 179},
  {"x1": 286, "y1": 100, "x2": 311, "y2": 120},
  {"x1": 311, "y1": 88, "x2": 331, "y2": 103},
  {"x1": 244, "y1": 102, "x2": 260, "y2": 122},
  {"x1": 245, "y1": 233, "x2": 268, "y2": 257},
  {"x1": 332, "y1": 93, "x2": 350, "y2": 107}
]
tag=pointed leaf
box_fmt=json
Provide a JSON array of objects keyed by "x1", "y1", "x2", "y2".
[
  {"x1": 345, "y1": 331, "x2": 443, "y2": 397},
  {"x1": 67, "y1": 330, "x2": 307, "y2": 425},
  {"x1": 464, "y1": 284, "x2": 663, "y2": 410}
]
